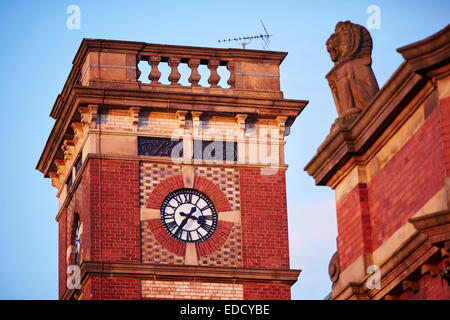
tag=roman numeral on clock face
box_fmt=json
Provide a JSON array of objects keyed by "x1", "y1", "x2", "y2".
[
  {"x1": 165, "y1": 220, "x2": 177, "y2": 231},
  {"x1": 174, "y1": 194, "x2": 185, "y2": 205},
  {"x1": 200, "y1": 222, "x2": 212, "y2": 233}
]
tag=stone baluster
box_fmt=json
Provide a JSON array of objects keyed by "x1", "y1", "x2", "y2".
[
  {"x1": 227, "y1": 61, "x2": 235, "y2": 88},
  {"x1": 207, "y1": 60, "x2": 221, "y2": 88},
  {"x1": 136, "y1": 53, "x2": 142, "y2": 81},
  {"x1": 148, "y1": 56, "x2": 161, "y2": 84},
  {"x1": 188, "y1": 58, "x2": 201, "y2": 87},
  {"x1": 168, "y1": 57, "x2": 181, "y2": 86}
]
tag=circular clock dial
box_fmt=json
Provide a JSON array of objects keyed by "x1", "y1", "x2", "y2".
[{"x1": 160, "y1": 189, "x2": 218, "y2": 243}]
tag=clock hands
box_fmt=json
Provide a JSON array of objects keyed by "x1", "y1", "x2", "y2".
[
  {"x1": 174, "y1": 217, "x2": 189, "y2": 238},
  {"x1": 174, "y1": 207, "x2": 198, "y2": 238},
  {"x1": 174, "y1": 206, "x2": 208, "y2": 238},
  {"x1": 188, "y1": 214, "x2": 206, "y2": 225},
  {"x1": 179, "y1": 206, "x2": 197, "y2": 218},
  {"x1": 180, "y1": 207, "x2": 207, "y2": 225}
]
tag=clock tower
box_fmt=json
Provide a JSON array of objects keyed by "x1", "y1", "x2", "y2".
[{"x1": 36, "y1": 39, "x2": 307, "y2": 300}]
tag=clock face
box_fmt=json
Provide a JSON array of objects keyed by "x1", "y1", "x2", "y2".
[{"x1": 160, "y1": 189, "x2": 218, "y2": 243}]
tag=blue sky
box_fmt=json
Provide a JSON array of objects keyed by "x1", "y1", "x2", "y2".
[{"x1": 0, "y1": 0, "x2": 448, "y2": 300}]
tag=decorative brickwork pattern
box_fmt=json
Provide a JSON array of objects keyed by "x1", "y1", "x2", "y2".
[
  {"x1": 198, "y1": 224, "x2": 242, "y2": 266},
  {"x1": 147, "y1": 219, "x2": 187, "y2": 256},
  {"x1": 196, "y1": 221, "x2": 232, "y2": 257},
  {"x1": 140, "y1": 163, "x2": 181, "y2": 207},
  {"x1": 193, "y1": 175, "x2": 231, "y2": 212},
  {"x1": 142, "y1": 280, "x2": 244, "y2": 299},
  {"x1": 140, "y1": 164, "x2": 242, "y2": 266},
  {"x1": 195, "y1": 166, "x2": 240, "y2": 210},
  {"x1": 146, "y1": 175, "x2": 185, "y2": 211},
  {"x1": 141, "y1": 220, "x2": 184, "y2": 265}
]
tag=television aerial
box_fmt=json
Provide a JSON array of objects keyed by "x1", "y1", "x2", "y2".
[{"x1": 218, "y1": 20, "x2": 272, "y2": 49}]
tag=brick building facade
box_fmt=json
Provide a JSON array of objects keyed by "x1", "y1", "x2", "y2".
[
  {"x1": 306, "y1": 24, "x2": 450, "y2": 299},
  {"x1": 36, "y1": 39, "x2": 305, "y2": 299}
]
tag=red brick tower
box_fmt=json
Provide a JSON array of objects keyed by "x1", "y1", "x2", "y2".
[
  {"x1": 306, "y1": 24, "x2": 450, "y2": 299},
  {"x1": 36, "y1": 39, "x2": 306, "y2": 300}
]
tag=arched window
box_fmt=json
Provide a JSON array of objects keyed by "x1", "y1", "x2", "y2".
[{"x1": 71, "y1": 213, "x2": 81, "y2": 265}]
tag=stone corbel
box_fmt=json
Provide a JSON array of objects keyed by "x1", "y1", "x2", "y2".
[
  {"x1": 191, "y1": 111, "x2": 203, "y2": 137},
  {"x1": 129, "y1": 107, "x2": 141, "y2": 131},
  {"x1": 55, "y1": 159, "x2": 67, "y2": 181},
  {"x1": 235, "y1": 114, "x2": 247, "y2": 138},
  {"x1": 176, "y1": 110, "x2": 188, "y2": 130},
  {"x1": 62, "y1": 139, "x2": 76, "y2": 167},
  {"x1": 71, "y1": 122, "x2": 84, "y2": 148},
  {"x1": 275, "y1": 116, "x2": 288, "y2": 139},
  {"x1": 49, "y1": 171, "x2": 61, "y2": 189},
  {"x1": 79, "y1": 105, "x2": 98, "y2": 130}
]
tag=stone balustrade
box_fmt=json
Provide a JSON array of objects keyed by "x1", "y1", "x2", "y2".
[
  {"x1": 139, "y1": 54, "x2": 228, "y2": 88},
  {"x1": 77, "y1": 39, "x2": 286, "y2": 98}
]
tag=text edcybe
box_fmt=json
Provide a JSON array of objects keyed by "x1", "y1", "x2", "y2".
[{"x1": 179, "y1": 304, "x2": 270, "y2": 317}]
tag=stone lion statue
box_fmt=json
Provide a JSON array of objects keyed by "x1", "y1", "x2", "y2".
[{"x1": 326, "y1": 21, "x2": 379, "y2": 119}]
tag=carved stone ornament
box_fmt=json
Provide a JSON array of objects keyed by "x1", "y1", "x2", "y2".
[
  {"x1": 129, "y1": 107, "x2": 140, "y2": 131},
  {"x1": 328, "y1": 251, "x2": 340, "y2": 283},
  {"x1": 326, "y1": 21, "x2": 379, "y2": 119}
]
